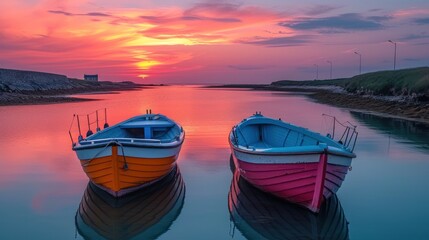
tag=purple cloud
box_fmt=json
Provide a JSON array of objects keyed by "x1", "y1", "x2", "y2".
[
  {"x1": 281, "y1": 13, "x2": 386, "y2": 30},
  {"x1": 48, "y1": 10, "x2": 73, "y2": 16},
  {"x1": 241, "y1": 35, "x2": 313, "y2": 47},
  {"x1": 367, "y1": 15, "x2": 393, "y2": 22},
  {"x1": 48, "y1": 10, "x2": 112, "y2": 17},
  {"x1": 86, "y1": 12, "x2": 112, "y2": 17},
  {"x1": 414, "y1": 17, "x2": 429, "y2": 25},
  {"x1": 304, "y1": 5, "x2": 340, "y2": 16},
  {"x1": 400, "y1": 33, "x2": 429, "y2": 41},
  {"x1": 139, "y1": 15, "x2": 173, "y2": 24},
  {"x1": 181, "y1": 15, "x2": 241, "y2": 23},
  {"x1": 228, "y1": 65, "x2": 274, "y2": 70},
  {"x1": 184, "y1": 2, "x2": 242, "y2": 15}
]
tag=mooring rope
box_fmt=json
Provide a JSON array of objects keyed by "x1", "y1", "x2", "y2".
[
  {"x1": 116, "y1": 141, "x2": 129, "y2": 170},
  {"x1": 80, "y1": 140, "x2": 129, "y2": 170},
  {"x1": 81, "y1": 140, "x2": 115, "y2": 167}
]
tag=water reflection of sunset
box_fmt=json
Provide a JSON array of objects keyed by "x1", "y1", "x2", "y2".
[
  {"x1": 0, "y1": 107, "x2": 83, "y2": 187},
  {"x1": 3, "y1": 86, "x2": 426, "y2": 187},
  {"x1": 2, "y1": 87, "x2": 429, "y2": 239}
]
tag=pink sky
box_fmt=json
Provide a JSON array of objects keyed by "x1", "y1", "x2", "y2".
[{"x1": 1, "y1": 0, "x2": 428, "y2": 84}]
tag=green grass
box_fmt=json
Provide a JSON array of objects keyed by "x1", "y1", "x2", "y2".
[
  {"x1": 271, "y1": 78, "x2": 348, "y2": 87},
  {"x1": 344, "y1": 67, "x2": 429, "y2": 95},
  {"x1": 272, "y1": 67, "x2": 429, "y2": 96}
]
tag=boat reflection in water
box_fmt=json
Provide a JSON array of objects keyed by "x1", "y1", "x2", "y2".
[
  {"x1": 75, "y1": 165, "x2": 185, "y2": 240},
  {"x1": 228, "y1": 170, "x2": 349, "y2": 240}
]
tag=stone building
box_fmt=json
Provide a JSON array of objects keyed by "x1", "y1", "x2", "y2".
[{"x1": 84, "y1": 74, "x2": 98, "y2": 81}]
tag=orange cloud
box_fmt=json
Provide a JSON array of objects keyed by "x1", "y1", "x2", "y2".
[
  {"x1": 136, "y1": 3, "x2": 282, "y2": 43},
  {"x1": 2, "y1": 1, "x2": 426, "y2": 83},
  {"x1": 0, "y1": 1, "x2": 290, "y2": 81}
]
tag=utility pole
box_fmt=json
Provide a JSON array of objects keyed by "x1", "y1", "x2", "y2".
[
  {"x1": 326, "y1": 60, "x2": 332, "y2": 79},
  {"x1": 388, "y1": 40, "x2": 397, "y2": 70},
  {"x1": 314, "y1": 64, "x2": 319, "y2": 80},
  {"x1": 354, "y1": 52, "x2": 362, "y2": 74}
]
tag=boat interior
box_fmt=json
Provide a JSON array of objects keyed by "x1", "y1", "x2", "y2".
[
  {"x1": 235, "y1": 123, "x2": 320, "y2": 149},
  {"x1": 87, "y1": 116, "x2": 181, "y2": 142}
]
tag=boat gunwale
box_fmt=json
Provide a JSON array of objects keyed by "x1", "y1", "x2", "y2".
[
  {"x1": 85, "y1": 113, "x2": 181, "y2": 137},
  {"x1": 74, "y1": 113, "x2": 185, "y2": 151},
  {"x1": 229, "y1": 115, "x2": 355, "y2": 158},
  {"x1": 73, "y1": 135, "x2": 185, "y2": 151},
  {"x1": 234, "y1": 116, "x2": 345, "y2": 146},
  {"x1": 229, "y1": 140, "x2": 356, "y2": 158}
]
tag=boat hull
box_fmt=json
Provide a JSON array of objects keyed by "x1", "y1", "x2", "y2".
[
  {"x1": 231, "y1": 148, "x2": 351, "y2": 212},
  {"x1": 78, "y1": 144, "x2": 181, "y2": 197}
]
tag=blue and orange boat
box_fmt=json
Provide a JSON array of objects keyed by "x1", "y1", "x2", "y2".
[{"x1": 70, "y1": 109, "x2": 185, "y2": 197}]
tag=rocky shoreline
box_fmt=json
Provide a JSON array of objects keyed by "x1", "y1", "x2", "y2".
[
  {"x1": 208, "y1": 84, "x2": 429, "y2": 124},
  {"x1": 0, "y1": 82, "x2": 144, "y2": 106},
  {"x1": 2, "y1": 68, "x2": 428, "y2": 123},
  {"x1": 0, "y1": 68, "x2": 147, "y2": 105},
  {"x1": 0, "y1": 92, "x2": 94, "y2": 105},
  {"x1": 309, "y1": 90, "x2": 429, "y2": 124}
]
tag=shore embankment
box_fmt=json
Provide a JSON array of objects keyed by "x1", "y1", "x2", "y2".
[
  {"x1": 310, "y1": 90, "x2": 429, "y2": 123},
  {"x1": 210, "y1": 67, "x2": 429, "y2": 123},
  {"x1": 0, "y1": 68, "x2": 145, "y2": 105}
]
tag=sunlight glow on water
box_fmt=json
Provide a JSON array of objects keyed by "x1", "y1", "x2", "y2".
[{"x1": 0, "y1": 86, "x2": 428, "y2": 239}]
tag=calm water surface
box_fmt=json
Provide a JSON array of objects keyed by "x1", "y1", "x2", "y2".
[{"x1": 0, "y1": 86, "x2": 428, "y2": 239}]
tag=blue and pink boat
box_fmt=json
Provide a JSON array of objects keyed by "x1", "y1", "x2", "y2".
[{"x1": 229, "y1": 112, "x2": 357, "y2": 212}]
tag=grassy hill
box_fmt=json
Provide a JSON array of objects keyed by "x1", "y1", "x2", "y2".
[
  {"x1": 272, "y1": 78, "x2": 348, "y2": 87},
  {"x1": 272, "y1": 67, "x2": 429, "y2": 97},
  {"x1": 343, "y1": 67, "x2": 429, "y2": 95}
]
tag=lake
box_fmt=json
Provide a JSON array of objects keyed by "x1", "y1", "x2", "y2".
[{"x1": 0, "y1": 86, "x2": 428, "y2": 239}]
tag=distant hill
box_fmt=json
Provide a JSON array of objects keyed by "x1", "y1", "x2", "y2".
[
  {"x1": 0, "y1": 68, "x2": 140, "y2": 94},
  {"x1": 272, "y1": 67, "x2": 429, "y2": 97},
  {"x1": 0, "y1": 68, "x2": 72, "y2": 92},
  {"x1": 0, "y1": 68, "x2": 144, "y2": 105}
]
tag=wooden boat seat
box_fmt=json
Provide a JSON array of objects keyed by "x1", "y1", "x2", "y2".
[
  {"x1": 120, "y1": 120, "x2": 174, "y2": 129},
  {"x1": 248, "y1": 141, "x2": 272, "y2": 149},
  {"x1": 120, "y1": 120, "x2": 174, "y2": 139}
]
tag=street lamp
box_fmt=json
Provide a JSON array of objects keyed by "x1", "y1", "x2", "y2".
[
  {"x1": 388, "y1": 40, "x2": 397, "y2": 70},
  {"x1": 326, "y1": 60, "x2": 332, "y2": 79},
  {"x1": 354, "y1": 51, "x2": 362, "y2": 75},
  {"x1": 314, "y1": 64, "x2": 318, "y2": 80}
]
